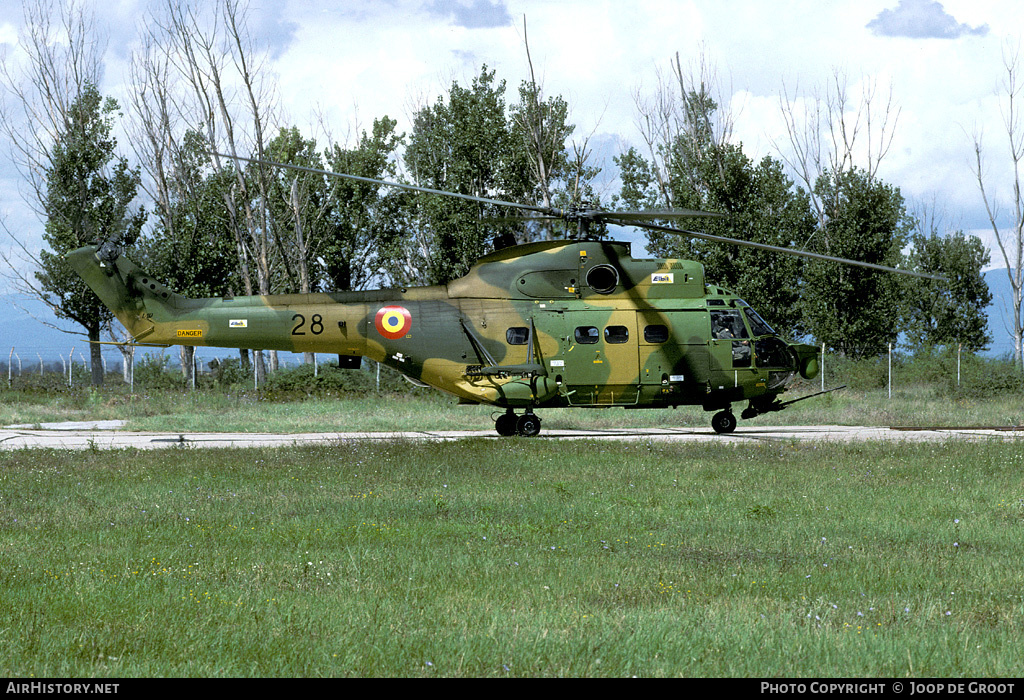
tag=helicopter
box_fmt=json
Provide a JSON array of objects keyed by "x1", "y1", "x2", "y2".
[{"x1": 67, "y1": 155, "x2": 941, "y2": 437}]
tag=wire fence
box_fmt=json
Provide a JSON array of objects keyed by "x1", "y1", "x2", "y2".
[
  {"x1": 4, "y1": 342, "x2": 1020, "y2": 396},
  {"x1": 2, "y1": 344, "x2": 410, "y2": 395},
  {"x1": 3, "y1": 345, "x2": 330, "y2": 388}
]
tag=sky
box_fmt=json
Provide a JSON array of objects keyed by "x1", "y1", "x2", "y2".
[{"x1": 0, "y1": 0, "x2": 1021, "y2": 303}]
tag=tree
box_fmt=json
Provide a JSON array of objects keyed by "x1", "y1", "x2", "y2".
[
  {"x1": 134, "y1": 131, "x2": 239, "y2": 299},
  {"x1": 631, "y1": 50, "x2": 735, "y2": 210},
  {"x1": 508, "y1": 19, "x2": 576, "y2": 241},
  {"x1": 902, "y1": 226, "x2": 992, "y2": 352},
  {"x1": 37, "y1": 84, "x2": 146, "y2": 385},
  {"x1": 775, "y1": 69, "x2": 900, "y2": 232},
  {"x1": 972, "y1": 42, "x2": 1024, "y2": 370},
  {"x1": 322, "y1": 117, "x2": 404, "y2": 291},
  {"x1": 136, "y1": 0, "x2": 282, "y2": 380},
  {"x1": 619, "y1": 82, "x2": 813, "y2": 334},
  {"x1": 403, "y1": 66, "x2": 529, "y2": 284},
  {"x1": 801, "y1": 168, "x2": 912, "y2": 357},
  {"x1": 0, "y1": 0, "x2": 148, "y2": 385}
]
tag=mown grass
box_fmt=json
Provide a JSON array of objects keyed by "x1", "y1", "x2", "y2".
[
  {"x1": 2, "y1": 381, "x2": 1023, "y2": 433},
  {"x1": 1, "y1": 439, "x2": 1023, "y2": 677},
  {"x1": 4, "y1": 348, "x2": 1023, "y2": 432}
]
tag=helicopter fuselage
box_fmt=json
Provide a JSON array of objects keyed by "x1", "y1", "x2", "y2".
[{"x1": 69, "y1": 238, "x2": 819, "y2": 435}]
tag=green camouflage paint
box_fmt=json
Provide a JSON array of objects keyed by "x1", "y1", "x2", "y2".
[{"x1": 67, "y1": 239, "x2": 820, "y2": 433}]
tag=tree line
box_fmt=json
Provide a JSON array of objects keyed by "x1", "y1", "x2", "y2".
[{"x1": 0, "y1": 0, "x2": 1003, "y2": 387}]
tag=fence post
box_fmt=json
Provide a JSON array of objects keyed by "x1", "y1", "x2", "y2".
[
  {"x1": 888, "y1": 343, "x2": 892, "y2": 399},
  {"x1": 7, "y1": 347, "x2": 11, "y2": 387},
  {"x1": 820, "y1": 343, "x2": 825, "y2": 392},
  {"x1": 958, "y1": 343, "x2": 962, "y2": 387}
]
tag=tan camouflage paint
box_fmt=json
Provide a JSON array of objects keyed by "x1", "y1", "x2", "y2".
[{"x1": 67, "y1": 239, "x2": 819, "y2": 417}]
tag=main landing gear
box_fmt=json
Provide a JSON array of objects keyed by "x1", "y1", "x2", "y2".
[{"x1": 494, "y1": 408, "x2": 542, "y2": 437}]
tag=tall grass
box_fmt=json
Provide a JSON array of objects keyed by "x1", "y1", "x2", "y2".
[{"x1": 1, "y1": 439, "x2": 1022, "y2": 676}]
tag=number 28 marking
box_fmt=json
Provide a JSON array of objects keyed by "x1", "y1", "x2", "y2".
[{"x1": 291, "y1": 313, "x2": 324, "y2": 336}]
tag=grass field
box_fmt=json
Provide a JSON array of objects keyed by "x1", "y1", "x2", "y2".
[
  {"x1": 2, "y1": 379, "x2": 1023, "y2": 434},
  {"x1": 2, "y1": 433, "x2": 1023, "y2": 677}
]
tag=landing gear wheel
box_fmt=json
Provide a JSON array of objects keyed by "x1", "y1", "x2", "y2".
[
  {"x1": 495, "y1": 411, "x2": 518, "y2": 437},
  {"x1": 711, "y1": 410, "x2": 737, "y2": 434},
  {"x1": 516, "y1": 412, "x2": 542, "y2": 437}
]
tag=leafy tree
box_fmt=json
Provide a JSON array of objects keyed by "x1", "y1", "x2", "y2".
[
  {"x1": 617, "y1": 93, "x2": 813, "y2": 335},
  {"x1": 902, "y1": 228, "x2": 992, "y2": 352},
  {"x1": 323, "y1": 117, "x2": 404, "y2": 291},
  {"x1": 509, "y1": 79, "x2": 590, "y2": 241},
  {"x1": 801, "y1": 168, "x2": 912, "y2": 357},
  {"x1": 402, "y1": 66, "x2": 531, "y2": 284},
  {"x1": 264, "y1": 126, "x2": 331, "y2": 295},
  {"x1": 133, "y1": 130, "x2": 238, "y2": 385},
  {"x1": 136, "y1": 130, "x2": 239, "y2": 299},
  {"x1": 37, "y1": 83, "x2": 145, "y2": 385}
]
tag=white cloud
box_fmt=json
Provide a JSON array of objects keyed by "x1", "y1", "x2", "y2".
[
  {"x1": 867, "y1": 0, "x2": 989, "y2": 39},
  {"x1": 0, "y1": 0, "x2": 1021, "y2": 285},
  {"x1": 0, "y1": 21, "x2": 17, "y2": 46}
]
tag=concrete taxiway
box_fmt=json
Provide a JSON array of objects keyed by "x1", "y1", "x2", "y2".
[{"x1": 0, "y1": 421, "x2": 1021, "y2": 450}]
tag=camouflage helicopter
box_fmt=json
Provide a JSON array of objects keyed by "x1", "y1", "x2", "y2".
[{"x1": 67, "y1": 155, "x2": 938, "y2": 437}]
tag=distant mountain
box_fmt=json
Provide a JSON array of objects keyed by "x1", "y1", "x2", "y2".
[
  {"x1": 983, "y1": 268, "x2": 1019, "y2": 359},
  {"x1": 0, "y1": 293, "x2": 85, "y2": 369}
]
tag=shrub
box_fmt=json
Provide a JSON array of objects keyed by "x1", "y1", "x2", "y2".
[{"x1": 133, "y1": 352, "x2": 185, "y2": 390}]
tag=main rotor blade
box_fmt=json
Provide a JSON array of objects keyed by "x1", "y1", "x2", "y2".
[
  {"x1": 613, "y1": 218, "x2": 947, "y2": 281},
  {"x1": 599, "y1": 208, "x2": 727, "y2": 221},
  {"x1": 211, "y1": 152, "x2": 727, "y2": 223},
  {"x1": 211, "y1": 152, "x2": 554, "y2": 216}
]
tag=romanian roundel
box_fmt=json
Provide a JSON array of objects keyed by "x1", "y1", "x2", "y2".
[{"x1": 374, "y1": 305, "x2": 412, "y2": 340}]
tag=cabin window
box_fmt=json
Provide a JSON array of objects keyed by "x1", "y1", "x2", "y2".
[
  {"x1": 604, "y1": 325, "x2": 629, "y2": 344},
  {"x1": 506, "y1": 327, "x2": 529, "y2": 345},
  {"x1": 644, "y1": 324, "x2": 669, "y2": 343},
  {"x1": 574, "y1": 326, "x2": 600, "y2": 344}
]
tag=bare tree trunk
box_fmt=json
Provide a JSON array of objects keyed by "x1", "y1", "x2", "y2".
[
  {"x1": 971, "y1": 44, "x2": 1024, "y2": 370},
  {"x1": 88, "y1": 323, "x2": 104, "y2": 386},
  {"x1": 773, "y1": 68, "x2": 900, "y2": 234},
  {"x1": 180, "y1": 345, "x2": 195, "y2": 388},
  {"x1": 631, "y1": 48, "x2": 735, "y2": 209},
  {"x1": 0, "y1": 0, "x2": 114, "y2": 388}
]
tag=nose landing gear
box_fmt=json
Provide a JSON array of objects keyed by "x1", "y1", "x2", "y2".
[{"x1": 711, "y1": 409, "x2": 737, "y2": 434}]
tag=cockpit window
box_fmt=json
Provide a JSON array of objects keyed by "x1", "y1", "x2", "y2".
[
  {"x1": 710, "y1": 310, "x2": 749, "y2": 339},
  {"x1": 743, "y1": 307, "x2": 776, "y2": 336},
  {"x1": 755, "y1": 337, "x2": 792, "y2": 368}
]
